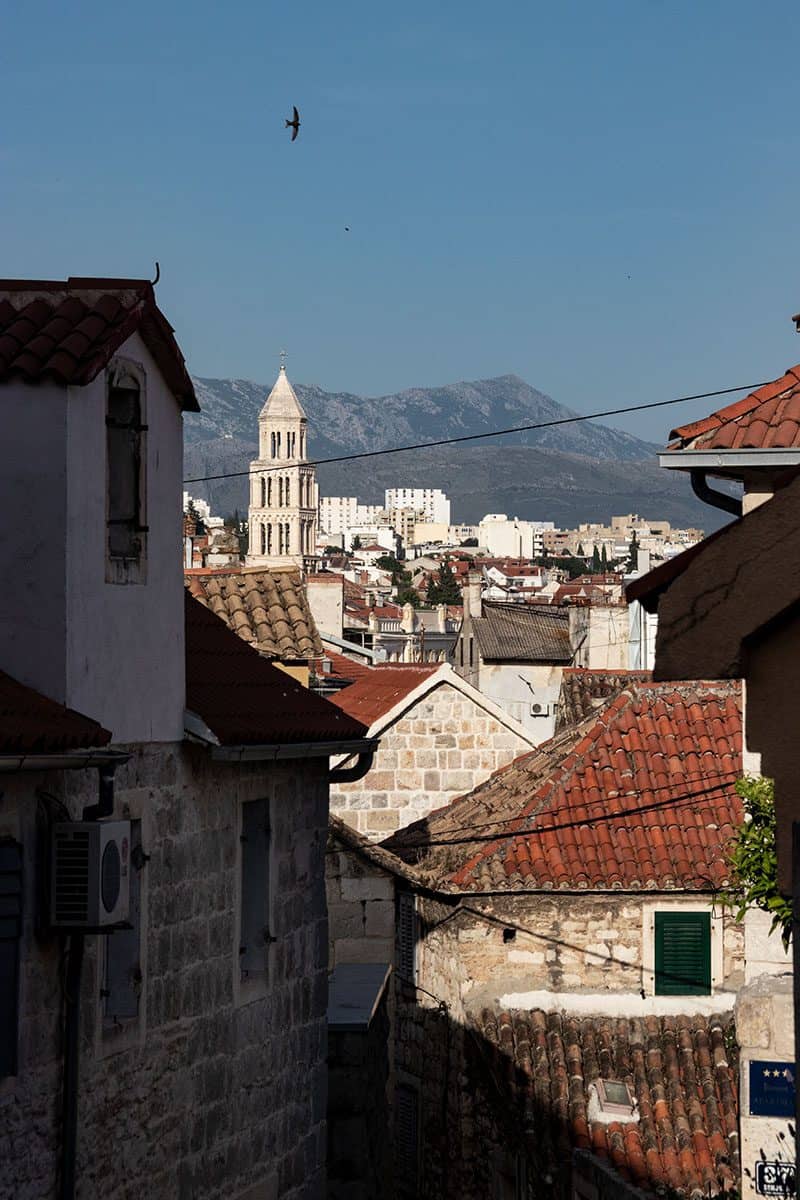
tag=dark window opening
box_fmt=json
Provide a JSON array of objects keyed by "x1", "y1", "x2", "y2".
[
  {"x1": 397, "y1": 892, "x2": 417, "y2": 985},
  {"x1": 654, "y1": 910, "x2": 711, "y2": 995},
  {"x1": 395, "y1": 1083, "x2": 420, "y2": 1196},
  {"x1": 240, "y1": 799, "x2": 271, "y2": 981},
  {"x1": 107, "y1": 376, "x2": 145, "y2": 561}
]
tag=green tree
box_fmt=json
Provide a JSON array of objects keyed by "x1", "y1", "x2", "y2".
[
  {"x1": 591, "y1": 544, "x2": 602, "y2": 573},
  {"x1": 601, "y1": 544, "x2": 608, "y2": 570},
  {"x1": 351, "y1": 534, "x2": 362, "y2": 551},
  {"x1": 186, "y1": 499, "x2": 206, "y2": 535},
  {"x1": 721, "y1": 776, "x2": 791, "y2": 948},
  {"x1": 628, "y1": 531, "x2": 639, "y2": 572},
  {"x1": 576, "y1": 542, "x2": 585, "y2": 557},
  {"x1": 426, "y1": 558, "x2": 462, "y2": 605},
  {"x1": 395, "y1": 587, "x2": 420, "y2": 608}
]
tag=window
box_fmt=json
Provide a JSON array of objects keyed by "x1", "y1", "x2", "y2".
[
  {"x1": 397, "y1": 891, "x2": 417, "y2": 985},
  {"x1": 0, "y1": 840, "x2": 22, "y2": 1078},
  {"x1": 654, "y1": 911, "x2": 711, "y2": 995},
  {"x1": 240, "y1": 799, "x2": 272, "y2": 983},
  {"x1": 260, "y1": 523, "x2": 266, "y2": 555},
  {"x1": 395, "y1": 1082, "x2": 420, "y2": 1196},
  {"x1": 104, "y1": 821, "x2": 144, "y2": 1024},
  {"x1": 106, "y1": 368, "x2": 146, "y2": 564},
  {"x1": 260, "y1": 476, "x2": 266, "y2": 507}
]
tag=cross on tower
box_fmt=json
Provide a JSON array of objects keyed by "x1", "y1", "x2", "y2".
[{"x1": 279, "y1": 349, "x2": 287, "y2": 371}]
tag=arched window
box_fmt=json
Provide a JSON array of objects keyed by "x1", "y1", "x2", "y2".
[
  {"x1": 267, "y1": 476, "x2": 272, "y2": 505},
  {"x1": 285, "y1": 477, "x2": 290, "y2": 507},
  {"x1": 276, "y1": 432, "x2": 281, "y2": 457},
  {"x1": 270, "y1": 432, "x2": 276, "y2": 458},
  {"x1": 260, "y1": 476, "x2": 266, "y2": 507},
  {"x1": 267, "y1": 524, "x2": 273, "y2": 554},
  {"x1": 260, "y1": 523, "x2": 266, "y2": 555},
  {"x1": 278, "y1": 477, "x2": 284, "y2": 507}
]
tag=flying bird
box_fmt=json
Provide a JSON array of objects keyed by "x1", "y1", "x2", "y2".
[{"x1": 285, "y1": 106, "x2": 300, "y2": 141}]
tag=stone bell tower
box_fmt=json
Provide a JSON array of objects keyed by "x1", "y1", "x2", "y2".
[{"x1": 246, "y1": 356, "x2": 318, "y2": 569}]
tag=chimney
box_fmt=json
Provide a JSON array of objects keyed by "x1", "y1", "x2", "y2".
[{"x1": 463, "y1": 571, "x2": 482, "y2": 621}]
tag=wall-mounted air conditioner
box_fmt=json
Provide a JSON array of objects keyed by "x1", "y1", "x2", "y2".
[
  {"x1": 530, "y1": 702, "x2": 551, "y2": 718},
  {"x1": 50, "y1": 821, "x2": 130, "y2": 929}
]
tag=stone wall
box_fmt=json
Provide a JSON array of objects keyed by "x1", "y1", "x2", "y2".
[
  {"x1": 439, "y1": 894, "x2": 744, "y2": 1013},
  {"x1": 0, "y1": 743, "x2": 330, "y2": 1200},
  {"x1": 326, "y1": 842, "x2": 396, "y2": 970},
  {"x1": 330, "y1": 680, "x2": 531, "y2": 839}
]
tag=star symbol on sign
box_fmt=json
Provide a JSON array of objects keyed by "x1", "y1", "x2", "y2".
[
  {"x1": 773, "y1": 1069, "x2": 783, "y2": 1078},
  {"x1": 764, "y1": 1069, "x2": 772, "y2": 1078}
]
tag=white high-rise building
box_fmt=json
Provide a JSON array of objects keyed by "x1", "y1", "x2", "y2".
[
  {"x1": 384, "y1": 488, "x2": 450, "y2": 525},
  {"x1": 246, "y1": 361, "x2": 317, "y2": 568}
]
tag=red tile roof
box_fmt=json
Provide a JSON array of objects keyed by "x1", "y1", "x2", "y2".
[
  {"x1": 330, "y1": 664, "x2": 439, "y2": 725},
  {"x1": 475, "y1": 1009, "x2": 739, "y2": 1198},
  {"x1": 0, "y1": 670, "x2": 111, "y2": 754},
  {"x1": 0, "y1": 277, "x2": 198, "y2": 410},
  {"x1": 319, "y1": 649, "x2": 375, "y2": 682},
  {"x1": 387, "y1": 680, "x2": 742, "y2": 891},
  {"x1": 669, "y1": 365, "x2": 800, "y2": 451},
  {"x1": 185, "y1": 591, "x2": 368, "y2": 746},
  {"x1": 556, "y1": 668, "x2": 652, "y2": 731}
]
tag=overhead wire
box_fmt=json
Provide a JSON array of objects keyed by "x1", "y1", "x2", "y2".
[{"x1": 183, "y1": 379, "x2": 770, "y2": 484}]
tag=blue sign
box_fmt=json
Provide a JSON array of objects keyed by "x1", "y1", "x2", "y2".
[{"x1": 749, "y1": 1060, "x2": 796, "y2": 1118}]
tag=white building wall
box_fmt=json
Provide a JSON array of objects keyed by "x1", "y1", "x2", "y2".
[
  {"x1": 384, "y1": 488, "x2": 450, "y2": 525},
  {"x1": 0, "y1": 335, "x2": 185, "y2": 744},
  {"x1": 65, "y1": 331, "x2": 185, "y2": 743},
  {"x1": 0, "y1": 380, "x2": 69, "y2": 701}
]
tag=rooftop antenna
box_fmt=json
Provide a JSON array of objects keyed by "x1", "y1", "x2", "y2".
[
  {"x1": 151, "y1": 261, "x2": 160, "y2": 286},
  {"x1": 280, "y1": 348, "x2": 287, "y2": 371}
]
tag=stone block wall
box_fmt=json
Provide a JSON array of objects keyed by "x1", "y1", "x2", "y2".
[
  {"x1": 330, "y1": 681, "x2": 531, "y2": 839},
  {"x1": 326, "y1": 844, "x2": 396, "y2": 971},
  {"x1": 0, "y1": 744, "x2": 330, "y2": 1200}
]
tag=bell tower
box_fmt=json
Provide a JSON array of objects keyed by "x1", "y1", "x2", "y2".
[{"x1": 246, "y1": 356, "x2": 317, "y2": 569}]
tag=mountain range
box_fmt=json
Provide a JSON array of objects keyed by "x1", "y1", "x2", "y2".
[{"x1": 183, "y1": 373, "x2": 731, "y2": 532}]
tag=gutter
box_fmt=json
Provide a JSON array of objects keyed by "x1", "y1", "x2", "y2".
[
  {"x1": 0, "y1": 749, "x2": 129, "y2": 773},
  {"x1": 660, "y1": 448, "x2": 800, "y2": 471},
  {"x1": 210, "y1": 738, "x2": 378, "y2": 765}
]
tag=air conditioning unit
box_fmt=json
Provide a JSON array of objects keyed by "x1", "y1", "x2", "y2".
[
  {"x1": 50, "y1": 821, "x2": 130, "y2": 930},
  {"x1": 530, "y1": 702, "x2": 551, "y2": 717}
]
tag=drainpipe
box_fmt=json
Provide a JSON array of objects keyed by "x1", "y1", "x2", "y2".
[
  {"x1": 61, "y1": 762, "x2": 118, "y2": 1198},
  {"x1": 690, "y1": 469, "x2": 742, "y2": 518},
  {"x1": 329, "y1": 751, "x2": 375, "y2": 784},
  {"x1": 60, "y1": 933, "x2": 84, "y2": 1200}
]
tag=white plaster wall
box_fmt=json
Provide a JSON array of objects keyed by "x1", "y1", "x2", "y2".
[
  {"x1": 307, "y1": 577, "x2": 344, "y2": 639},
  {"x1": 478, "y1": 662, "x2": 563, "y2": 741},
  {"x1": 65, "y1": 332, "x2": 185, "y2": 742},
  {"x1": 0, "y1": 382, "x2": 69, "y2": 700}
]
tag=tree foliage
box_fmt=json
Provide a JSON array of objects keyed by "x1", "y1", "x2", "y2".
[
  {"x1": 426, "y1": 558, "x2": 462, "y2": 605},
  {"x1": 721, "y1": 776, "x2": 792, "y2": 949}
]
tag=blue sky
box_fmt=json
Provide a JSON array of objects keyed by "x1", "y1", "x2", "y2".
[{"x1": 2, "y1": 0, "x2": 798, "y2": 440}]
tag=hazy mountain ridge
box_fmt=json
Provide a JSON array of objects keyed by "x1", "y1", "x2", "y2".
[{"x1": 184, "y1": 373, "x2": 727, "y2": 531}]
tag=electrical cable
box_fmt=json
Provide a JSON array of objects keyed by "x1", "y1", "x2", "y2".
[{"x1": 183, "y1": 379, "x2": 770, "y2": 485}]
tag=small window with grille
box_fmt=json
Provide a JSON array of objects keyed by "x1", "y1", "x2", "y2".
[
  {"x1": 395, "y1": 1082, "x2": 420, "y2": 1196},
  {"x1": 397, "y1": 891, "x2": 417, "y2": 985},
  {"x1": 106, "y1": 365, "x2": 147, "y2": 580}
]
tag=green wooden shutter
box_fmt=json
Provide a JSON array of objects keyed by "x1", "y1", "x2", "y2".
[{"x1": 655, "y1": 911, "x2": 711, "y2": 995}]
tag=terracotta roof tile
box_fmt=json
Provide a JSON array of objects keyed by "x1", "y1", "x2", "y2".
[
  {"x1": 0, "y1": 670, "x2": 111, "y2": 753},
  {"x1": 315, "y1": 650, "x2": 374, "y2": 682},
  {"x1": 185, "y1": 568, "x2": 323, "y2": 659},
  {"x1": 330, "y1": 664, "x2": 439, "y2": 725},
  {"x1": 386, "y1": 680, "x2": 742, "y2": 892},
  {"x1": 668, "y1": 364, "x2": 800, "y2": 451},
  {"x1": 556, "y1": 669, "x2": 652, "y2": 731},
  {"x1": 185, "y1": 591, "x2": 367, "y2": 746},
  {"x1": 473, "y1": 1009, "x2": 739, "y2": 1198},
  {"x1": 0, "y1": 277, "x2": 197, "y2": 410}
]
